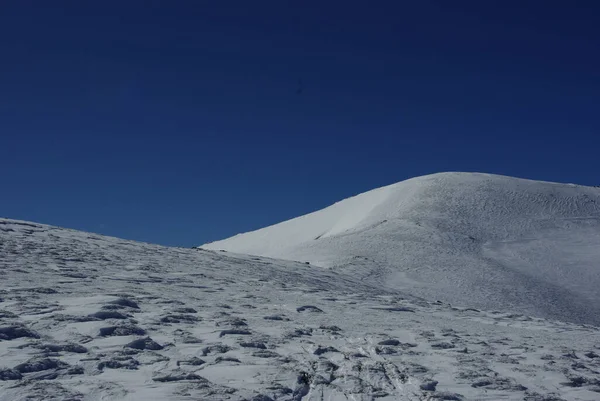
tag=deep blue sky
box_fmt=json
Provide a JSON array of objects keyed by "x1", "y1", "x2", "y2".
[{"x1": 1, "y1": 1, "x2": 598, "y2": 246}]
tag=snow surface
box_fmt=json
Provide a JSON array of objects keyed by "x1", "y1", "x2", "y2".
[
  {"x1": 1, "y1": 218, "x2": 600, "y2": 400},
  {"x1": 202, "y1": 172, "x2": 600, "y2": 326}
]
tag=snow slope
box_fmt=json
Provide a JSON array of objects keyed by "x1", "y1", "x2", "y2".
[
  {"x1": 202, "y1": 172, "x2": 600, "y2": 326},
  {"x1": 2, "y1": 218, "x2": 600, "y2": 401}
]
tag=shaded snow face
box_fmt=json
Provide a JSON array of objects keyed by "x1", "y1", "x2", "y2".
[
  {"x1": 202, "y1": 172, "x2": 600, "y2": 325},
  {"x1": 1, "y1": 218, "x2": 600, "y2": 400}
]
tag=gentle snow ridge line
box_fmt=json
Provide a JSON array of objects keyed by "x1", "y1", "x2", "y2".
[{"x1": 201, "y1": 172, "x2": 600, "y2": 326}]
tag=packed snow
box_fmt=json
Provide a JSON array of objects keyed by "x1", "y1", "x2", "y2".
[
  {"x1": 203, "y1": 172, "x2": 600, "y2": 326},
  {"x1": 1, "y1": 218, "x2": 600, "y2": 400}
]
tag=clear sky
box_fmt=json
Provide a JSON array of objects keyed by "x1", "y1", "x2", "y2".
[{"x1": 1, "y1": 1, "x2": 599, "y2": 247}]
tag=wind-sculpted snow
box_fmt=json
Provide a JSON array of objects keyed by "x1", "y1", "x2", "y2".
[
  {"x1": 203, "y1": 172, "x2": 600, "y2": 325},
  {"x1": 1, "y1": 218, "x2": 600, "y2": 400}
]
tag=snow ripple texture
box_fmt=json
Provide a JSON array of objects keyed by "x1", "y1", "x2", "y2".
[{"x1": 1, "y1": 218, "x2": 600, "y2": 400}]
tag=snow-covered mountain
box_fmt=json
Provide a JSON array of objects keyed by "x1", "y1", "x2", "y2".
[
  {"x1": 1, "y1": 218, "x2": 600, "y2": 400},
  {"x1": 202, "y1": 172, "x2": 600, "y2": 326}
]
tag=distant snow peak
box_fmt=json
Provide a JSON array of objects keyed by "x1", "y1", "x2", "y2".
[{"x1": 202, "y1": 172, "x2": 600, "y2": 326}]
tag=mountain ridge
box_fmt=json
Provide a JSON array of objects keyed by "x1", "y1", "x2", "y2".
[{"x1": 202, "y1": 172, "x2": 600, "y2": 325}]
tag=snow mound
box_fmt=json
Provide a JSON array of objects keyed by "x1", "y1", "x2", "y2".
[{"x1": 203, "y1": 172, "x2": 600, "y2": 325}]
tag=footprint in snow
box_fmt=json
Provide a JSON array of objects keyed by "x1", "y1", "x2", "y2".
[
  {"x1": 98, "y1": 357, "x2": 140, "y2": 371},
  {"x1": 160, "y1": 314, "x2": 201, "y2": 324},
  {"x1": 372, "y1": 306, "x2": 415, "y2": 312},
  {"x1": 201, "y1": 344, "x2": 232, "y2": 356},
  {"x1": 214, "y1": 356, "x2": 241, "y2": 364},
  {"x1": 474, "y1": 377, "x2": 528, "y2": 391},
  {"x1": 0, "y1": 325, "x2": 40, "y2": 340},
  {"x1": 99, "y1": 325, "x2": 146, "y2": 337},
  {"x1": 406, "y1": 363, "x2": 429, "y2": 374},
  {"x1": 0, "y1": 310, "x2": 18, "y2": 319},
  {"x1": 496, "y1": 354, "x2": 522, "y2": 364},
  {"x1": 106, "y1": 298, "x2": 140, "y2": 309},
  {"x1": 219, "y1": 329, "x2": 251, "y2": 337},
  {"x1": 124, "y1": 337, "x2": 164, "y2": 351},
  {"x1": 13, "y1": 357, "x2": 75, "y2": 375},
  {"x1": 431, "y1": 342, "x2": 456, "y2": 349},
  {"x1": 296, "y1": 305, "x2": 323, "y2": 313},
  {"x1": 153, "y1": 372, "x2": 206, "y2": 382},
  {"x1": 375, "y1": 346, "x2": 399, "y2": 355},
  {"x1": 20, "y1": 287, "x2": 58, "y2": 294},
  {"x1": 176, "y1": 357, "x2": 205, "y2": 367},
  {"x1": 313, "y1": 346, "x2": 339, "y2": 355},
  {"x1": 420, "y1": 380, "x2": 438, "y2": 391},
  {"x1": 319, "y1": 325, "x2": 342, "y2": 333},
  {"x1": 430, "y1": 392, "x2": 464, "y2": 400},
  {"x1": 35, "y1": 343, "x2": 88, "y2": 354},
  {"x1": 173, "y1": 307, "x2": 197, "y2": 313},
  {"x1": 216, "y1": 317, "x2": 247, "y2": 327},
  {"x1": 87, "y1": 311, "x2": 129, "y2": 320},
  {"x1": 180, "y1": 335, "x2": 203, "y2": 344},
  {"x1": 252, "y1": 350, "x2": 280, "y2": 358},
  {"x1": 378, "y1": 339, "x2": 401, "y2": 346},
  {"x1": 285, "y1": 328, "x2": 313, "y2": 338},
  {"x1": 0, "y1": 369, "x2": 22, "y2": 381},
  {"x1": 240, "y1": 342, "x2": 267, "y2": 349},
  {"x1": 263, "y1": 315, "x2": 290, "y2": 321}
]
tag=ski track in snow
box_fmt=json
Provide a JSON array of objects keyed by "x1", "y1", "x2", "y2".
[{"x1": 1, "y1": 219, "x2": 600, "y2": 400}]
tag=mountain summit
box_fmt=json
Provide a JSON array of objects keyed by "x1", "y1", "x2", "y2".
[{"x1": 203, "y1": 172, "x2": 600, "y2": 325}]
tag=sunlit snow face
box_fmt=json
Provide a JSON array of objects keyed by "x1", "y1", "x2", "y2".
[{"x1": 1, "y1": 217, "x2": 599, "y2": 400}]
